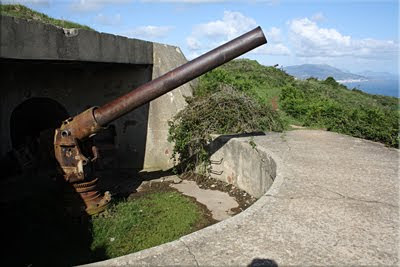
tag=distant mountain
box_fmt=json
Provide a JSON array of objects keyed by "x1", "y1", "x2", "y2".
[{"x1": 283, "y1": 64, "x2": 367, "y2": 82}]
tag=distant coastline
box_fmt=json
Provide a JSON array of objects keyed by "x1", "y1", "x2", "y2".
[
  {"x1": 341, "y1": 79, "x2": 399, "y2": 98},
  {"x1": 337, "y1": 78, "x2": 368, "y2": 83}
]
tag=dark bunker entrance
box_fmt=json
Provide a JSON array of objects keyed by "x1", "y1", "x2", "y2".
[{"x1": 9, "y1": 97, "x2": 70, "y2": 174}]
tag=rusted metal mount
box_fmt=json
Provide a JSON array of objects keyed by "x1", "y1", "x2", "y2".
[{"x1": 54, "y1": 107, "x2": 110, "y2": 215}]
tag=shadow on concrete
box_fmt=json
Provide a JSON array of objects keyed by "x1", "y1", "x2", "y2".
[
  {"x1": 207, "y1": 132, "x2": 266, "y2": 155},
  {"x1": 248, "y1": 258, "x2": 278, "y2": 267},
  {"x1": 172, "y1": 131, "x2": 266, "y2": 173},
  {"x1": 96, "y1": 168, "x2": 175, "y2": 199}
]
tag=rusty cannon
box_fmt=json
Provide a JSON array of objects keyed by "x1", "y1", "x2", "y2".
[{"x1": 54, "y1": 26, "x2": 267, "y2": 216}]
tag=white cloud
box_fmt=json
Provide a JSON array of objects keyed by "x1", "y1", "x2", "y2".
[
  {"x1": 186, "y1": 11, "x2": 290, "y2": 57},
  {"x1": 122, "y1": 25, "x2": 174, "y2": 40},
  {"x1": 186, "y1": 11, "x2": 257, "y2": 51},
  {"x1": 193, "y1": 11, "x2": 257, "y2": 41},
  {"x1": 289, "y1": 17, "x2": 398, "y2": 59},
  {"x1": 266, "y1": 26, "x2": 283, "y2": 42},
  {"x1": 94, "y1": 13, "x2": 122, "y2": 26},
  {"x1": 70, "y1": 0, "x2": 132, "y2": 12},
  {"x1": 253, "y1": 43, "x2": 290, "y2": 56},
  {"x1": 311, "y1": 12, "x2": 324, "y2": 22},
  {"x1": 186, "y1": 36, "x2": 202, "y2": 50}
]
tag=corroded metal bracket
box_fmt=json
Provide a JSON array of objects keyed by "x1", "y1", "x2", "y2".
[{"x1": 54, "y1": 107, "x2": 110, "y2": 215}]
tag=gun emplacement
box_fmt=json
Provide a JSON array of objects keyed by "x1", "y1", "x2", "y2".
[{"x1": 54, "y1": 26, "x2": 267, "y2": 215}]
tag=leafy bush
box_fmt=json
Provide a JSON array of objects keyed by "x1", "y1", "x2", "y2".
[
  {"x1": 323, "y1": 76, "x2": 339, "y2": 88},
  {"x1": 280, "y1": 80, "x2": 399, "y2": 147},
  {"x1": 195, "y1": 59, "x2": 294, "y2": 107},
  {"x1": 168, "y1": 86, "x2": 284, "y2": 172}
]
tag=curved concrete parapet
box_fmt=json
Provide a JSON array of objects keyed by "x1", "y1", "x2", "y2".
[
  {"x1": 86, "y1": 130, "x2": 399, "y2": 266},
  {"x1": 208, "y1": 134, "x2": 278, "y2": 198}
]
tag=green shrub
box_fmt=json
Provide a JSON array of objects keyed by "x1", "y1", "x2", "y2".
[
  {"x1": 280, "y1": 81, "x2": 399, "y2": 147},
  {"x1": 168, "y1": 85, "x2": 284, "y2": 173},
  {"x1": 323, "y1": 76, "x2": 339, "y2": 88}
]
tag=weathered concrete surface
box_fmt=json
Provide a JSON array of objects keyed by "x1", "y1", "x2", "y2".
[
  {"x1": 0, "y1": 15, "x2": 152, "y2": 64},
  {"x1": 144, "y1": 43, "x2": 194, "y2": 170},
  {"x1": 209, "y1": 134, "x2": 276, "y2": 198},
  {"x1": 171, "y1": 180, "x2": 238, "y2": 221},
  {"x1": 88, "y1": 130, "x2": 399, "y2": 266}
]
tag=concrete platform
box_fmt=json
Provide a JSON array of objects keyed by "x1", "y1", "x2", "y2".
[{"x1": 88, "y1": 130, "x2": 399, "y2": 266}]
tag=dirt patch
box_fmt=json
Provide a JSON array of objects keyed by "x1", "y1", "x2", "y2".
[{"x1": 181, "y1": 173, "x2": 257, "y2": 214}]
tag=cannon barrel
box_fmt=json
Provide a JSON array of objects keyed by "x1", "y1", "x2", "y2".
[
  {"x1": 94, "y1": 26, "x2": 267, "y2": 127},
  {"x1": 54, "y1": 26, "x2": 267, "y2": 215}
]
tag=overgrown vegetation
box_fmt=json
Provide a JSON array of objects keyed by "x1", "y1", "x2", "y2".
[
  {"x1": 91, "y1": 191, "x2": 203, "y2": 259},
  {"x1": 0, "y1": 4, "x2": 93, "y2": 30},
  {"x1": 280, "y1": 78, "x2": 399, "y2": 146},
  {"x1": 168, "y1": 85, "x2": 284, "y2": 173},
  {"x1": 169, "y1": 59, "x2": 399, "y2": 172}
]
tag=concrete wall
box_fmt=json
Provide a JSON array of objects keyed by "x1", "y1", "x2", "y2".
[
  {"x1": 0, "y1": 15, "x2": 153, "y2": 64},
  {"x1": 144, "y1": 43, "x2": 194, "y2": 170},
  {"x1": 0, "y1": 15, "x2": 194, "y2": 171},
  {"x1": 208, "y1": 135, "x2": 276, "y2": 198}
]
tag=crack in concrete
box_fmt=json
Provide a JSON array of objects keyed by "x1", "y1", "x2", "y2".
[
  {"x1": 313, "y1": 184, "x2": 398, "y2": 208},
  {"x1": 180, "y1": 240, "x2": 199, "y2": 267},
  {"x1": 265, "y1": 193, "x2": 341, "y2": 201}
]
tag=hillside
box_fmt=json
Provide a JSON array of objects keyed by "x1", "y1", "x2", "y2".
[
  {"x1": 0, "y1": 4, "x2": 93, "y2": 30},
  {"x1": 283, "y1": 64, "x2": 367, "y2": 81},
  {"x1": 169, "y1": 59, "x2": 398, "y2": 171}
]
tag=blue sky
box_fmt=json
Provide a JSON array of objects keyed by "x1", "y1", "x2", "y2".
[{"x1": 3, "y1": 0, "x2": 399, "y2": 74}]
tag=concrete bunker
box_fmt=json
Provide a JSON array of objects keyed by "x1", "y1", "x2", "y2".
[
  {"x1": 1, "y1": 58, "x2": 153, "y2": 174},
  {"x1": 0, "y1": 14, "x2": 195, "y2": 174}
]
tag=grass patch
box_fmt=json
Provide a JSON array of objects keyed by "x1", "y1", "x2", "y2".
[
  {"x1": 0, "y1": 4, "x2": 93, "y2": 30},
  {"x1": 91, "y1": 191, "x2": 204, "y2": 259}
]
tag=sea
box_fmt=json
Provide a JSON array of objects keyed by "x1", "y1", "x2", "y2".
[{"x1": 342, "y1": 79, "x2": 399, "y2": 98}]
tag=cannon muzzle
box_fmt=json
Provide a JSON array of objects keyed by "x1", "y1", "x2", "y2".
[{"x1": 94, "y1": 26, "x2": 267, "y2": 128}]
